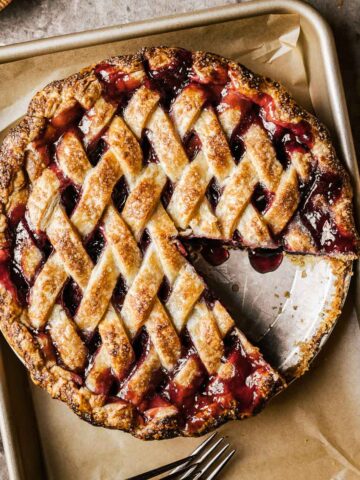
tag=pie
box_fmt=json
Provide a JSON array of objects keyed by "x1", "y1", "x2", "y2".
[{"x1": 0, "y1": 47, "x2": 358, "y2": 440}]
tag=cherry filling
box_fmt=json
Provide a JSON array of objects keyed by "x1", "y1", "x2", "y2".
[
  {"x1": 85, "y1": 228, "x2": 106, "y2": 263},
  {"x1": 229, "y1": 132, "x2": 245, "y2": 163},
  {"x1": 1, "y1": 219, "x2": 45, "y2": 306},
  {"x1": 297, "y1": 171, "x2": 356, "y2": 253},
  {"x1": 301, "y1": 208, "x2": 355, "y2": 253},
  {"x1": 95, "y1": 63, "x2": 143, "y2": 100},
  {"x1": 0, "y1": 256, "x2": 23, "y2": 304},
  {"x1": 112, "y1": 275, "x2": 127, "y2": 312},
  {"x1": 229, "y1": 100, "x2": 312, "y2": 172},
  {"x1": 166, "y1": 349, "x2": 206, "y2": 411},
  {"x1": 202, "y1": 84, "x2": 226, "y2": 106},
  {"x1": 206, "y1": 178, "x2": 222, "y2": 209},
  {"x1": 259, "y1": 108, "x2": 284, "y2": 140},
  {"x1": 91, "y1": 366, "x2": 116, "y2": 396},
  {"x1": 161, "y1": 178, "x2": 174, "y2": 209},
  {"x1": 34, "y1": 106, "x2": 84, "y2": 149},
  {"x1": 112, "y1": 176, "x2": 129, "y2": 213},
  {"x1": 132, "y1": 327, "x2": 150, "y2": 360},
  {"x1": 229, "y1": 106, "x2": 261, "y2": 163},
  {"x1": 86, "y1": 336, "x2": 121, "y2": 394},
  {"x1": 273, "y1": 137, "x2": 291, "y2": 169},
  {"x1": 8, "y1": 261, "x2": 30, "y2": 307},
  {"x1": 33, "y1": 231, "x2": 53, "y2": 260},
  {"x1": 259, "y1": 107, "x2": 309, "y2": 170},
  {"x1": 283, "y1": 132, "x2": 309, "y2": 156},
  {"x1": 163, "y1": 331, "x2": 206, "y2": 409},
  {"x1": 139, "y1": 229, "x2": 151, "y2": 253},
  {"x1": 255, "y1": 94, "x2": 314, "y2": 148},
  {"x1": 61, "y1": 279, "x2": 82, "y2": 317},
  {"x1": 248, "y1": 249, "x2": 284, "y2": 274},
  {"x1": 137, "y1": 369, "x2": 169, "y2": 412},
  {"x1": 37, "y1": 332, "x2": 57, "y2": 364},
  {"x1": 140, "y1": 394, "x2": 174, "y2": 420},
  {"x1": 289, "y1": 120, "x2": 314, "y2": 148},
  {"x1": 158, "y1": 276, "x2": 171, "y2": 303},
  {"x1": 60, "y1": 184, "x2": 81, "y2": 217},
  {"x1": 251, "y1": 183, "x2": 274, "y2": 214},
  {"x1": 165, "y1": 327, "x2": 269, "y2": 433},
  {"x1": 202, "y1": 288, "x2": 217, "y2": 310},
  {"x1": 85, "y1": 341, "x2": 116, "y2": 395},
  {"x1": 120, "y1": 329, "x2": 168, "y2": 405},
  {"x1": 185, "y1": 234, "x2": 285, "y2": 275},
  {"x1": 201, "y1": 329, "x2": 261, "y2": 409},
  {"x1": 259, "y1": 113, "x2": 310, "y2": 170},
  {"x1": 141, "y1": 133, "x2": 159, "y2": 165},
  {"x1": 88, "y1": 138, "x2": 108, "y2": 166},
  {"x1": 86, "y1": 330, "x2": 102, "y2": 354},
  {"x1": 49, "y1": 162, "x2": 71, "y2": 189},
  {"x1": 200, "y1": 241, "x2": 230, "y2": 267},
  {"x1": 308, "y1": 172, "x2": 343, "y2": 205},
  {"x1": 183, "y1": 131, "x2": 202, "y2": 161},
  {"x1": 52, "y1": 105, "x2": 84, "y2": 130},
  {"x1": 144, "y1": 49, "x2": 193, "y2": 110},
  {"x1": 180, "y1": 237, "x2": 230, "y2": 268},
  {"x1": 9, "y1": 205, "x2": 26, "y2": 228}
]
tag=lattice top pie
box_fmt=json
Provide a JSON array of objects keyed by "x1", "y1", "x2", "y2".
[{"x1": 0, "y1": 47, "x2": 358, "y2": 439}]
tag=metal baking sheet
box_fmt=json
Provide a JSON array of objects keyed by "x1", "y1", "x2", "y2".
[{"x1": 0, "y1": 1, "x2": 358, "y2": 479}]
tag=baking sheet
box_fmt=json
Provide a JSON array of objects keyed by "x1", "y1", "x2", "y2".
[{"x1": 0, "y1": 8, "x2": 359, "y2": 480}]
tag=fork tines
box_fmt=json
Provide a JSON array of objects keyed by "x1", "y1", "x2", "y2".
[{"x1": 127, "y1": 432, "x2": 236, "y2": 480}]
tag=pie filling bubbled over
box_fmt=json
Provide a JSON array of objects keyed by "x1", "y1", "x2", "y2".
[{"x1": 0, "y1": 48, "x2": 356, "y2": 435}]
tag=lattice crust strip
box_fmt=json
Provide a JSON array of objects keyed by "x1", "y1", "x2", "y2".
[{"x1": 0, "y1": 46, "x2": 357, "y2": 439}]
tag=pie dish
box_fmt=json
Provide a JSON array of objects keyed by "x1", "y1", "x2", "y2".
[{"x1": 0, "y1": 47, "x2": 358, "y2": 440}]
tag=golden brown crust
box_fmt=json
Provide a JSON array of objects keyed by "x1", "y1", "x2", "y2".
[
  {"x1": 0, "y1": 46, "x2": 357, "y2": 440},
  {"x1": 0, "y1": 0, "x2": 12, "y2": 10}
]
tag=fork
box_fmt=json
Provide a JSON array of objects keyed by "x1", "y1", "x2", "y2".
[{"x1": 127, "y1": 432, "x2": 236, "y2": 480}]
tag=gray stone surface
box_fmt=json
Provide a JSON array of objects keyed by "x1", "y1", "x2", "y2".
[
  {"x1": 0, "y1": 0, "x2": 237, "y2": 43},
  {"x1": 0, "y1": 0, "x2": 358, "y2": 478}
]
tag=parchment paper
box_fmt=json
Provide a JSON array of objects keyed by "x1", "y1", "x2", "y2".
[{"x1": 0, "y1": 12, "x2": 359, "y2": 480}]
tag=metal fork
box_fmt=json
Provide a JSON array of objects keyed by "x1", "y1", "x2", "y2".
[{"x1": 127, "y1": 432, "x2": 236, "y2": 480}]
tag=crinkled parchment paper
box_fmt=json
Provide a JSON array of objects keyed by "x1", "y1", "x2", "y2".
[{"x1": 0, "y1": 12, "x2": 359, "y2": 480}]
